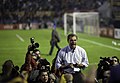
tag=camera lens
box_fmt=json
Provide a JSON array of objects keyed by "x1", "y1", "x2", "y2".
[{"x1": 35, "y1": 43, "x2": 39, "y2": 48}]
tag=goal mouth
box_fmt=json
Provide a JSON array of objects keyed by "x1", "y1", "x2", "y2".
[{"x1": 64, "y1": 12, "x2": 100, "y2": 36}]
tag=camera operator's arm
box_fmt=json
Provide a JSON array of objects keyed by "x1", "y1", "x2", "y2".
[
  {"x1": 27, "y1": 45, "x2": 33, "y2": 52},
  {"x1": 24, "y1": 52, "x2": 32, "y2": 71},
  {"x1": 25, "y1": 50, "x2": 32, "y2": 64},
  {"x1": 25, "y1": 45, "x2": 33, "y2": 65}
]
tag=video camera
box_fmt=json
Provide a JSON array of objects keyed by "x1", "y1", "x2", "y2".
[
  {"x1": 96, "y1": 57, "x2": 113, "y2": 80},
  {"x1": 28, "y1": 37, "x2": 39, "y2": 51},
  {"x1": 98, "y1": 57, "x2": 112, "y2": 70},
  {"x1": 37, "y1": 59, "x2": 50, "y2": 72}
]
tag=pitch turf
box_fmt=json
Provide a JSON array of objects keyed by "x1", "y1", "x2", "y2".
[{"x1": 0, "y1": 28, "x2": 120, "y2": 74}]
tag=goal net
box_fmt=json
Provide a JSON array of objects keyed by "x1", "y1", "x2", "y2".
[{"x1": 64, "y1": 12, "x2": 100, "y2": 36}]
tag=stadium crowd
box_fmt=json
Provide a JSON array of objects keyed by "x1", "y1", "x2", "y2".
[{"x1": 0, "y1": 0, "x2": 111, "y2": 27}]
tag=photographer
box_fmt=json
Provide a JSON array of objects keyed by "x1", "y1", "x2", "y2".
[
  {"x1": 20, "y1": 38, "x2": 40, "y2": 72},
  {"x1": 96, "y1": 56, "x2": 120, "y2": 83},
  {"x1": 111, "y1": 56, "x2": 119, "y2": 66},
  {"x1": 96, "y1": 57, "x2": 112, "y2": 83},
  {"x1": 28, "y1": 38, "x2": 50, "y2": 72},
  {"x1": 27, "y1": 49, "x2": 50, "y2": 83},
  {"x1": 20, "y1": 38, "x2": 51, "y2": 82},
  {"x1": 32, "y1": 49, "x2": 50, "y2": 72},
  {"x1": 108, "y1": 56, "x2": 120, "y2": 83}
]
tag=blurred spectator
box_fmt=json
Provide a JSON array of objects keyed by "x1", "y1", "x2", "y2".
[
  {"x1": 49, "y1": 73, "x2": 57, "y2": 83},
  {"x1": 96, "y1": 56, "x2": 120, "y2": 83},
  {"x1": 35, "y1": 69, "x2": 50, "y2": 83},
  {"x1": 108, "y1": 64, "x2": 120, "y2": 83},
  {"x1": 108, "y1": 56, "x2": 120, "y2": 83},
  {"x1": 84, "y1": 66, "x2": 96, "y2": 83},
  {"x1": 60, "y1": 73, "x2": 73, "y2": 83},
  {"x1": 7, "y1": 76, "x2": 28, "y2": 83},
  {"x1": 111, "y1": 56, "x2": 119, "y2": 66},
  {"x1": 0, "y1": 60, "x2": 20, "y2": 82}
]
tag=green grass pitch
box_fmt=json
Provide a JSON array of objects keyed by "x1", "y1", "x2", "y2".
[{"x1": 0, "y1": 28, "x2": 120, "y2": 75}]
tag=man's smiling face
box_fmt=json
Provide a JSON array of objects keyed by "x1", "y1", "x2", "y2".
[{"x1": 68, "y1": 36, "x2": 77, "y2": 49}]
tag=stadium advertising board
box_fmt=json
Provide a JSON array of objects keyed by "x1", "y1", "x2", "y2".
[
  {"x1": 0, "y1": 24, "x2": 19, "y2": 30},
  {"x1": 114, "y1": 28, "x2": 120, "y2": 39}
]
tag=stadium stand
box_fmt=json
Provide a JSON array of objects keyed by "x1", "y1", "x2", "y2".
[{"x1": 0, "y1": 0, "x2": 108, "y2": 26}]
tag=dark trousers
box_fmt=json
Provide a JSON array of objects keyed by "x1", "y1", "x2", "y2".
[
  {"x1": 72, "y1": 72, "x2": 84, "y2": 83},
  {"x1": 49, "y1": 41, "x2": 60, "y2": 55}
]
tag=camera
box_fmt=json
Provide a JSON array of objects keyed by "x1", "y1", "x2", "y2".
[
  {"x1": 30, "y1": 38, "x2": 35, "y2": 44},
  {"x1": 28, "y1": 37, "x2": 39, "y2": 51},
  {"x1": 37, "y1": 59, "x2": 50, "y2": 72},
  {"x1": 96, "y1": 57, "x2": 113, "y2": 80},
  {"x1": 98, "y1": 57, "x2": 112, "y2": 70}
]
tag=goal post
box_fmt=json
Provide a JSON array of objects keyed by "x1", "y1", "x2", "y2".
[{"x1": 64, "y1": 12, "x2": 100, "y2": 36}]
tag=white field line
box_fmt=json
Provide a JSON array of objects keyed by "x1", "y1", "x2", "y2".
[
  {"x1": 16, "y1": 34, "x2": 24, "y2": 42},
  {"x1": 79, "y1": 38, "x2": 120, "y2": 51}
]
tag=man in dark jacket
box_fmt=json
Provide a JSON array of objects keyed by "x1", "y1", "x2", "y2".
[{"x1": 49, "y1": 26, "x2": 61, "y2": 55}]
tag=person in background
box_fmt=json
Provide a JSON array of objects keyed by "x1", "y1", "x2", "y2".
[
  {"x1": 108, "y1": 56, "x2": 120, "y2": 83},
  {"x1": 48, "y1": 23, "x2": 61, "y2": 55},
  {"x1": 55, "y1": 33, "x2": 89, "y2": 83},
  {"x1": 0, "y1": 60, "x2": 20, "y2": 83},
  {"x1": 35, "y1": 69, "x2": 56, "y2": 83},
  {"x1": 108, "y1": 63, "x2": 120, "y2": 83},
  {"x1": 35, "y1": 69, "x2": 49, "y2": 83},
  {"x1": 111, "y1": 56, "x2": 119, "y2": 66},
  {"x1": 60, "y1": 73, "x2": 73, "y2": 83}
]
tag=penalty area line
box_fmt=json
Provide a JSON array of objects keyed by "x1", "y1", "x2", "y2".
[
  {"x1": 79, "y1": 38, "x2": 120, "y2": 51},
  {"x1": 16, "y1": 34, "x2": 24, "y2": 42}
]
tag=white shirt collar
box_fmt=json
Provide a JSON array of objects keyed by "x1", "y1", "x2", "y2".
[{"x1": 68, "y1": 46, "x2": 76, "y2": 52}]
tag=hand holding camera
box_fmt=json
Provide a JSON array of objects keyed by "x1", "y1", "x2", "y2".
[
  {"x1": 73, "y1": 63, "x2": 85, "y2": 69},
  {"x1": 67, "y1": 63, "x2": 74, "y2": 68},
  {"x1": 28, "y1": 37, "x2": 39, "y2": 51}
]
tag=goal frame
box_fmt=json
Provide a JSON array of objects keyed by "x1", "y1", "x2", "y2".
[{"x1": 64, "y1": 12, "x2": 100, "y2": 36}]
